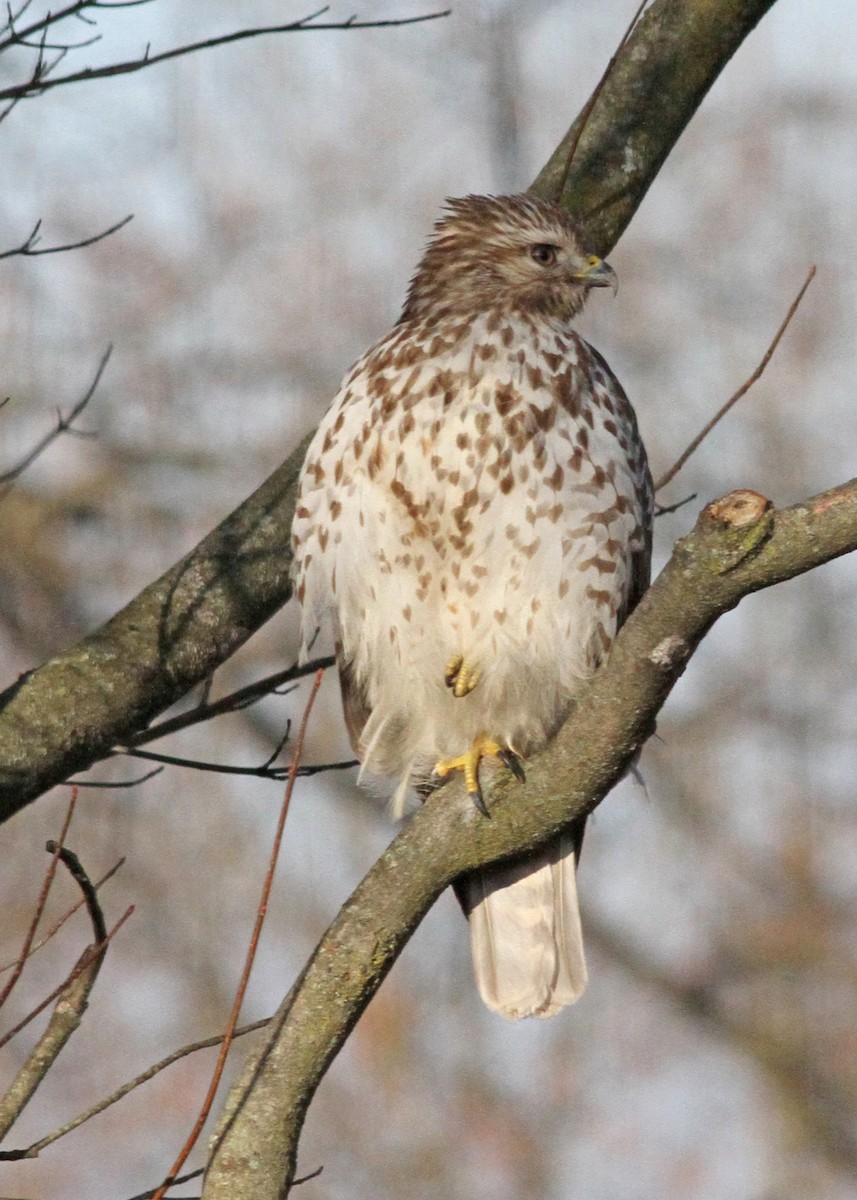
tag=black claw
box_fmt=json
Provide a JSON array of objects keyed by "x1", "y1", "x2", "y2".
[
  {"x1": 499, "y1": 748, "x2": 526, "y2": 783},
  {"x1": 471, "y1": 784, "x2": 491, "y2": 818}
]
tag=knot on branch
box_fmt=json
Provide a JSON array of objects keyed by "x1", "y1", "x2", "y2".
[{"x1": 696, "y1": 489, "x2": 774, "y2": 574}]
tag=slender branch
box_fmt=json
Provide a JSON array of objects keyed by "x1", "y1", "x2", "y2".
[
  {"x1": 0, "y1": 856, "x2": 124, "y2": 976},
  {"x1": 65, "y1": 767, "x2": 164, "y2": 788},
  {"x1": 0, "y1": 843, "x2": 124, "y2": 1140},
  {"x1": 0, "y1": 904, "x2": 132, "y2": 1052},
  {"x1": 203, "y1": 481, "x2": 857, "y2": 1198},
  {"x1": 125, "y1": 1167, "x2": 203, "y2": 1200},
  {"x1": 0, "y1": 8, "x2": 451, "y2": 102},
  {"x1": 152, "y1": 670, "x2": 324, "y2": 1200},
  {"x1": 124, "y1": 656, "x2": 334, "y2": 748},
  {"x1": 0, "y1": 1019, "x2": 269, "y2": 1160},
  {"x1": 0, "y1": 347, "x2": 111, "y2": 494},
  {"x1": 552, "y1": 0, "x2": 649, "y2": 203},
  {"x1": 0, "y1": 1, "x2": 152, "y2": 56},
  {"x1": 44, "y1": 841, "x2": 107, "y2": 941},
  {"x1": 531, "y1": 0, "x2": 780, "y2": 254},
  {"x1": 114, "y1": 745, "x2": 356, "y2": 782},
  {"x1": 654, "y1": 266, "x2": 816, "y2": 491},
  {"x1": 0, "y1": 213, "x2": 132, "y2": 259},
  {"x1": 0, "y1": 792, "x2": 77, "y2": 1009}
]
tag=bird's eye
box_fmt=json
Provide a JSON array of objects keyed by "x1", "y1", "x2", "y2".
[{"x1": 530, "y1": 243, "x2": 559, "y2": 267}]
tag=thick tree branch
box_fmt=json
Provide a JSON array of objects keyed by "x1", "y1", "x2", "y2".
[
  {"x1": 0, "y1": 432, "x2": 311, "y2": 820},
  {"x1": 0, "y1": 0, "x2": 783, "y2": 825},
  {"x1": 531, "y1": 0, "x2": 779, "y2": 254},
  {"x1": 202, "y1": 482, "x2": 857, "y2": 1198}
]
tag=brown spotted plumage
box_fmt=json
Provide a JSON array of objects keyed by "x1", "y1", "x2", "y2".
[{"x1": 292, "y1": 194, "x2": 653, "y2": 1018}]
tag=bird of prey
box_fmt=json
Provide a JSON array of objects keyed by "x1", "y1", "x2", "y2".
[{"x1": 292, "y1": 193, "x2": 652, "y2": 1018}]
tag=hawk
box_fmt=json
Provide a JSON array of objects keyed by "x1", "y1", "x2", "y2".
[{"x1": 292, "y1": 194, "x2": 652, "y2": 1019}]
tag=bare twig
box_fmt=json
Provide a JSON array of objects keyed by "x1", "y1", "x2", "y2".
[
  {"x1": 654, "y1": 267, "x2": 816, "y2": 492},
  {"x1": 115, "y1": 745, "x2": 356, "y2": 782},
  {"x1": 44, "y1": 842, "x2": 107, "y2": 941},
  {"x1": 0, "y1": 213, "x2": 133, "y2": 259},
  {"x1": 65, "y1": 767, "x2": 164, "y2": 788},
  {"x1": 654, "y1": 492, "x2": 697, "y2": 518},
  {"x1": 0, "y1": 346, "x2": 111, "y2": 493},
  {"x1": 0, "y1": 2, "x2": 190, "y2": 57},
  {"x1": 0, "y1": 8, "x2": 451, "y2": 102},
  {"x1": 151, "y1": 670, "x2": 325, "y2": 1200},
  {"x1": 125, "y1": 1167, "x2": 203, "y2": 1200},
  {"x1": 553, "y1": 0, "x2": 649, "y2": 205},
  {"x1": 0, "y1": 843, "x2": 126, "y2": 1139},
  {"x1": 0, "y1": 791, "x2": 77, "y2": 1009},
  {"x1": 0, "y1": 905, "x2": 131, "y2": 1051},
  {"x1": 0, "y1": 856, "x2": 124, "y2": 976},
  {"x1": 124, "y1": 657, "x2": 335, "y2": 749},
  {"x1": 0, "y1": 1018, "x2": 268, "y2": 1160}
]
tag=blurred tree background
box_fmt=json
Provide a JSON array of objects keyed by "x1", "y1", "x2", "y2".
[{"x1": 0, "y1": 2, "x2": 855, "y2": 1197}]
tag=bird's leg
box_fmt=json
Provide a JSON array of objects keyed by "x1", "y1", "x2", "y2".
[
  {"x1": 434, "y1": 735, "x2": 525, "y2": 816},
  {"x1": 444, "y1": 654, "x2": 480, "y2": 698}
]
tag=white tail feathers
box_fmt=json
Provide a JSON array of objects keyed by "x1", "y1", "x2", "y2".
[{"x1": 458, "y1": 831, "x2": 587, "y2": 1019}]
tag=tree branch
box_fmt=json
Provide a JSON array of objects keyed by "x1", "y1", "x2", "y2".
[
  {"x1": 0, "y1": 347, "x2": 111, "y2": 493},
  {"x1": 531, "y1": 0, "x2": 779, "y2": 255},
  {"x1": 0, "y1": 431, "x2": 312, "y2": 819},
  {"x1": 201, "y1": 482, "x2": 857, "y2": 1198},
  {"x1": 0, "y1": 7, "x2": 451, "y2": 102},
  {"x1": 0, "y1": 0, "x2": 784, "y2": 826}
]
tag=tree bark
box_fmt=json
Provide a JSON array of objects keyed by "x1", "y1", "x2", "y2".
[{"x1": 532, "y1": 0, "x2": 780, "y2": 254}]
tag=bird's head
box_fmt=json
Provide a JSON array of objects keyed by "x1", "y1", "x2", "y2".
[{"x1": 400, "y1": 193, "x2": 616, "y2": 324}]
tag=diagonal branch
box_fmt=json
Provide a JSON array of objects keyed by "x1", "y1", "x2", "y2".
[
  {"x1": 0, "y1": 347, "x2": 111, "y2": 493},
  {"x1": 202, "y1": 481, "x2": 857, "y2": 1198},
  {"x1": 532, "y1": 0, "x2": 780, "y2": 254},
  {"x1": 0, "y1": 8, "x2": 452, "y2": 102},
  {"x1": 0, "y1": 0, "x2": 785, "y2": 827},
  {"x1": 654, "y1": 266, "x2": 816, "y2": 491}
]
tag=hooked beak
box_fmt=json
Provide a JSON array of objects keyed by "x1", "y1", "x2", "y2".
[{"x1": 575, "y1": 256, "x2": 618, "y2": 295}]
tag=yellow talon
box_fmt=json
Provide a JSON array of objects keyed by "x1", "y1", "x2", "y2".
[
  {"x1": 434, "y1": 735, "x2": 516, "y2": 815},
  {"x1": 444, "y1": 655, "x2": 480, "y2": 697}
]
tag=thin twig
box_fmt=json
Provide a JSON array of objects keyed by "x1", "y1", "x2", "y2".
[
  {"x1": 65, "y1": 767, "x2": 164, "y2": 788},
  {"x1": 0, "y1": 791, "x2": 77, "y2": 1010},
  {"x1": 124, "y1": 657, "x2": 335, "y2": 748},
  {"x1": 655, "y1": 267, "x2": 816, "y2": 492},
  {"x1": 0, "y1": 1, "x2": 163, "y2": 57},
  {"x1": 0, "y1": 856, "x2": 124, "y2": 976},
  {"x1": 115, "y1": 744, "x2": 356, "y2": 782},
  {"x1": 125, "y1": 1167, "x2": 203, "y2": 1200},
  {"x1": 654, "y1": 492, "x2": 697, "y2": 518},
  {"x1": 0, "y1": 346, "x2": 111, "y2": 492},
  {"x1": 0, "y1": 906, "x2": 132, "y2": 1050},
  {"x1": 0, "y1": 845, "x2": 127, "y2": 1140},
  {"x1": 0, "y1": 9, "x2": 451, "y2": 102},
  {"x1": 44, "y1": 842, "x2": 107, "y2": 941},
  {"x1": 0, "y1": 1018, "x2": 268, "y2": 1159},
  {"x1": 151, "y1": 669, "x2": 325, "y2": 1200},
  {"x1": 553, "y1": 0, "x2": 649, "y2": 204},
  {"x1": 0, "y1": 213, "x2": 132, "y2": 259}
]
